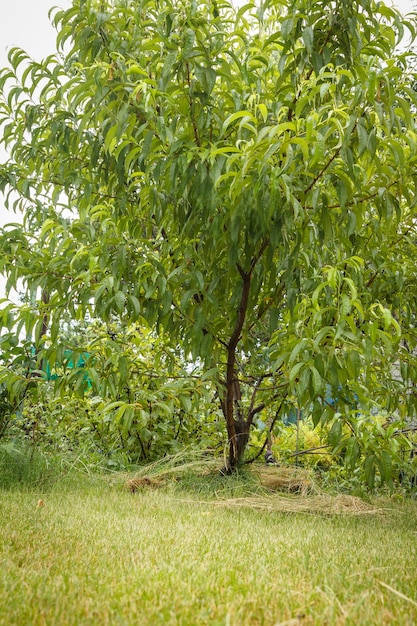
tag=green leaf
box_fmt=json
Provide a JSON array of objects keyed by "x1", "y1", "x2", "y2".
[
  {"x1": 257, "y1": 103, "x2": 268, "y2": 123},
  {"x1": 378, "y1": 450, "x2": 393, "y2": 485},
  {"x1": 180, "y1": 395, "x2": 192, "y2": 412},
  {"x1": 328, "y1": 420, "x2": 343, "y2": 449},
  {"x1": 310, "y1": 365, "x2": 322, "y2": 395},
  {"x1": 222, "y1": 110, "x2": 257, "y2": 133},
  {"x1": 289, "y1": 361, "x2": 304, "y2": 385},
  {"x1": 302, "y1": 26, "x2": 314, "y2": 54},
  {"x1": 364, "y1": 454, "x2": 376, "y2": 489}
]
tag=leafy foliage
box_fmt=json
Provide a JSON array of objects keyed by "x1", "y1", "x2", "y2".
[{"x1": 1, "y1": 0, "x2": 417, "y2": 472}]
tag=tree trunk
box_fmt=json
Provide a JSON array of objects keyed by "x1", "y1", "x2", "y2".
[
  {"x1": 221, "y1": 374, "x2": 251, "y2": 471},
  {"x1": 221, "y1": 242, "x2": 269, "y2": 473},
  {"x1": 229, "y1": 418, "x2": 250, "y2": 468}
]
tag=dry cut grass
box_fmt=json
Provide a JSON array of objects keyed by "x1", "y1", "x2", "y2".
[
  {"x1": 123, "y1": 459, "x2": 378, "y2": 516},
  {"x1": 254, "y1": 465, "x2": 316, "y2": 496},
  {"x1": 194, "y1": 493, "x2": 381, "y2": 515}
]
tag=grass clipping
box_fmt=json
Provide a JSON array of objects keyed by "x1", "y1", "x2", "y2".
[
  {"x1": 254, "y1": 466, "x2": 315, "y2": 496},
  {"x1": 205, "y1": 466, "x2": 380, "y2": 515},
  {"x1": 121, "y1": 448, "x2": 219, "y2": 492},
  {"x1": 121, "y1": 451, "x2": 380, "y2": 515},
  {"x1": 208, "y1": 493, "x2": 378, "y2": 515},
  {"x1": 212, "y1": 466, "x2": 379, "y2": 516}
]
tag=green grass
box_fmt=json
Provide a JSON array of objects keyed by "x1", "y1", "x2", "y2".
[{"x1": 1, "y1": 477, "x2": 417, "y2": 625}]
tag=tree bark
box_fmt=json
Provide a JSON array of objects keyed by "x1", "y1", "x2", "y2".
[
  {"x1": 223, "y1": 268, "x2": 250, "y2": 470},
  {"x1": 221, "y1": 241, "x2": 269, "y2": 472}
]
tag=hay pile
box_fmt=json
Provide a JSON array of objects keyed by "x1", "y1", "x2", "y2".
[
  {"x1": 253, "y1": 466, "x2": 315, "y2": 496},
  {"x1": 125, "y1": 476, "x2": 165, "y2": 492},
  {"x1": 121, "y1": 448, "x2": 219, "y2": 492},
  {"x1": 120, "y1": 452, "x2": 381, "y2": 515},
  {"x1": 226, "y1": 466, "x2": 380, "y2": 515}
]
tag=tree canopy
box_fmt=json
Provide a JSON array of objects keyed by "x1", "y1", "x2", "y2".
[{"x1": 1, "y1": 0, "x2": 417, "y2": 470}]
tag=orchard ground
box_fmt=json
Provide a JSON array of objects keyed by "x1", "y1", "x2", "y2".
[{"x1": 1, "y1": 467, "x2": 417, "y2": 626}]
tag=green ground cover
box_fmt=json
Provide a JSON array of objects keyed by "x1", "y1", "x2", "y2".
[{"x1": 0, "y1": 475, "x2": 416, "y2": 626}]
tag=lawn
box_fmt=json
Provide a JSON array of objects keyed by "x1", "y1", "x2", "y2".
[{"x1": 1, "y1": 477, "x2": 416, "y2": 625}]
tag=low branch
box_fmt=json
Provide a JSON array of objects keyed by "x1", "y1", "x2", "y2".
[
  {"x1": 304, "y1": 149, "x2": 341, "y2": 195},
  {"x1": 247, "y1": 403, "x2": 266, "y2": 424},
  {"x1": 247, "y1": 376, "x2": 264, "y2": 419},
  {"x1": 288, "y1": 444, "x2": 331, "y2": 458},
  {"x1": 246, "y1": 395, "x2": 287, "y2": 464},
  {"x1": 304, "y1": 114, "x2": 363, "y2": 196},
  {"x1": 247, "y1": 281, "x2": 285, "y2": 335}
]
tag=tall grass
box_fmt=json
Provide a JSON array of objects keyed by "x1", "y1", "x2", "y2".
[
  {"x1": 0, "y1": 442, "x2": 56, "y2": 488},
  {"x1": 1, "y1": 474, "x2": 417, "y2": 625}
]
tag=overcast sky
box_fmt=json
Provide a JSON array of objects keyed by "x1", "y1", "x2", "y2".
[{"x1": 0, "y1": 0, "x2": 415, "y2": 300}]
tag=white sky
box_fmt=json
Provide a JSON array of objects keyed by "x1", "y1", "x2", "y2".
[
  {"x1": 0, "y1": 0, "x2": 415, "y2": 301},
  {"x1": 0, "y1": 0, "x2": 70, "y2": 219}
]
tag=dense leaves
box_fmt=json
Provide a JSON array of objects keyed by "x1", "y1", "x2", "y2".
[{"x1": 1, "y1": 0, "x2": 417, "y2": 471}]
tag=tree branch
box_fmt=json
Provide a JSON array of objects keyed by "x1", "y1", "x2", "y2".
[
  {"x1": 186, "y1": 62, "x2": 201, "y2": 147},
  {"x1": 303, "y1": 148, "x2": 341, "y2": 195},
  {"x1": 288, "y1": 444, "x2": 331, "y2": 458},
  {"x1": 303, "y1": 114, "x2": 364, "y2": 196},
  {"x1": 245, "y1": 395, "x2": 287, "y2": 464}
]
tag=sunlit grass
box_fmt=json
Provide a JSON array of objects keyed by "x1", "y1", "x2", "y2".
[{"x1": 1, "y1": 479, "x2": 416, "y2": 625}]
